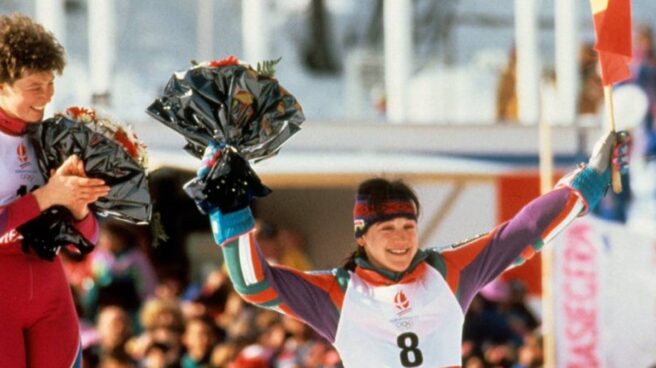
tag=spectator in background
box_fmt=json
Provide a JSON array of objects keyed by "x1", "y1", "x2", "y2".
[
  {"x1": 181, "y1": 267, "x2": 232, "y2": 322},
  {"x1": 463, "y1": 355, "x2": 486, "y2": 368},
  {"x1": 141, "y1": 341, "x2": 177, "y2": 368},
  {"x1": 631, "y1": 23, "x2": 656, "y2": 102},
  {"x1": 127, "y1": 298, "x2": 185, "y2": 364},
  {"x1": 254, "y1": 220, "x2": 282, "y2": 264},
  {"x1": 85, "y1": 220, "x2": 157, "y2": 322},
  {"x1": 497, "y1": 280, "x2": 539, "y2": 341},
  {"x1": 276, "y1": 315, "x2": 320, "y2": 366},
  {"x1": 87, "y1": 306, "x2": 136, "y2": 367},
  {"x1": 278, "y1": 227, "x2": 313, "y2": 271},
  {"x1": 463, "y1": 294, "x2": 517, "y2": 348},
  {"x1": 512, "y1": 332, "x2": 544, "y2": 368},
  {"x1": 139, "y1": 329, "x2": 182, "y2": 368},
  {"x1": 139, "y1": 298, "x2": 186, "y2": 336},
  {"x1": 215, "y1": 290, "x2": 257, "y2": 342},
  {"x1": 154, "y1": 270, "x2": 187, "y2": 303},
  {"x1": 483, "y1": 342, "x2": 517, "y2": 367},
  {"x1": 181, "y1": 316, "x2": 217, "y2": 368},
  {"x1": 464, "y1": 279, "x2": 539, "y2": 367},
  {"x1": 209, "y1": 339, "x2": 245, "y2": 368},
  {"x1": 462, "y1": 340, "x2": 486, "y2": 368},
  {"x1": 496, "y1": 46, "x2": 518, "y2": 122},
  {"x1": 232, "y1": 311, "x2": 286, "y2": 367},
  {"x1": 577, "y1": 42, "x2": 604, "y2": 115},
  {"x1": 97, "y1": 351, "x2": 137, "y2": 368},
  {"x1": 255, "y1": 220, "x2": 313, "y2": 270}
]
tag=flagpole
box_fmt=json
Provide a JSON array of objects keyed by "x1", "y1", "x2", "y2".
[
  {"x1": 603, "y1": 85, "x2": 622, "y2": 193},
  {"x1": 590, "y1": 0, "x2": 632, "y2": 194},
  {"x1": 538, "y1": 82, "x2": 556, "y2": 368}
]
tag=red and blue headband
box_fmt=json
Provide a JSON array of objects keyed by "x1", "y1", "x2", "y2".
[{"x1": 353, "y1": 196, "x2": 417, "y2": 237}]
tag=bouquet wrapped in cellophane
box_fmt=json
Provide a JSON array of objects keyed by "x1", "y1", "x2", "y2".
[
  {"x1": 19, "y1": 106, "x2": 152, "y2": 260},
  {"x1": 146, "y1": 56, "x2": 305, "y2": 214}
]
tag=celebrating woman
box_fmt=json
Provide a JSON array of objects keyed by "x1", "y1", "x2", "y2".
[
  {"x1": 0, "y1": 13, "x2": 109, "y2": 367},
  {"x1": 196, "y1": 130, "x2": 625, "y2": 367}
]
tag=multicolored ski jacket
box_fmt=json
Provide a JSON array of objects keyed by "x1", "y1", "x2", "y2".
[{"x1": 209, "y1": 166, "x2": 608, "y2": 368}]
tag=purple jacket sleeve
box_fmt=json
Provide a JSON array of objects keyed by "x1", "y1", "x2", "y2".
[
  {"x1": 215, "y1": 208, "x2": 346, "y2": 342},
  {"x1": 433, "y1": 186, "x2": 585, "y2": 311}
]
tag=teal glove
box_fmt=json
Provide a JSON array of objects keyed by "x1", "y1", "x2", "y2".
[{"x1": 568, "y1": 130, "x2": 631, "y2": 213}]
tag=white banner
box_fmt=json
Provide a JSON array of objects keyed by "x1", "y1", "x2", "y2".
[{"x1": 553, "y1": 217, "x2": 656, "y2": 368}]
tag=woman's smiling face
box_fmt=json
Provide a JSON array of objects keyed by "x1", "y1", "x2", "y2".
[
  {"x1": 0, "y1": 70, "x2": 55, "y2": 123},
  {"x1": 358, "y1": 216, "x2": 419, "y2": 273}
]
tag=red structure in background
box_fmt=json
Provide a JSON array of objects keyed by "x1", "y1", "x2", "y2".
[{"x1": 496, "y1": 172, "x2": 563, "y2": 296}]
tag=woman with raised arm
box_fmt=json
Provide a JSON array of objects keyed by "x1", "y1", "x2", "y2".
[{"x1": 193, "y1": 129, "x2": 626, "y2": 368}]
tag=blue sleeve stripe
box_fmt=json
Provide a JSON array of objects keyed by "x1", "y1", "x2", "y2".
[{"x1": 210, "y1": 207, "x2": 256, "y2": 245}]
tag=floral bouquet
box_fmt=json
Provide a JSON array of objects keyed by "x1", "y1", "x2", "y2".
[
  {"x1": 18, "y1": 106, "x2": 152, "y2": 260},
  {"x1": 146, "y1": 56, "x2": 305, "y2": 213}
]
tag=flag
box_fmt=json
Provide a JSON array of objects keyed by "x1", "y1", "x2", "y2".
[{"x1": 589, "y1": 0, "x2": 633, "y2": 85}]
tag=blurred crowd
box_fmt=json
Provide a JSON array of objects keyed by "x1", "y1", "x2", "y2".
[
  {"x1": 461, "y1": 280, "x2": 543, "y2": 368},
  {"x1": 63, "y1": 218, "x2": 545, "y2": 368},
  {"x1": 63, "y1": 219, "x2": 344, "y2": 368}
]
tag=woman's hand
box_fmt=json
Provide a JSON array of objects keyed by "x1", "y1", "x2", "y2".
[
  {"x1": 32, "y1": 155, "x2": 111, "y2": 220},
  {"x1": 588, "y1": 130, "x2": 630, "y2": 175}
]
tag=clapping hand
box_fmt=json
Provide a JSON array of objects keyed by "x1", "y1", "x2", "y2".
[{"x1": 32, "y1": 155, "x2": 110, "y2": 220}]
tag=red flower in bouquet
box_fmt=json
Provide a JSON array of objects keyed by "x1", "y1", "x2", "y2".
[
  {"x1": 113, "y1": 128, "x2": 139, "y2": 160},
  {"x1": 66, "y1": 106, "x2": 96, "y2": 123},
  {"x1": 208, "y1": 55, "x2": 240, "y2": 68},
  {"x1": 62, "y1": 106, "x2": 148, "y2": 167}
]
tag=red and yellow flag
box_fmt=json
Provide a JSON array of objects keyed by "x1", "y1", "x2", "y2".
[{"x1": 589, "y1": 0, "x2": 633, "y2": 85}]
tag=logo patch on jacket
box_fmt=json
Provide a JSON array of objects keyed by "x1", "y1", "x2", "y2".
[
  {"x1": 17, "y1": 142, "x2": 29, "y2": 167},
  {"x1": 394, "y1": 290, "x2": 412, "y2": 315}
]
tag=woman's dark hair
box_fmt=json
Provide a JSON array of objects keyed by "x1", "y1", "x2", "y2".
[
  {"x1": 342, "y1": 178, "x2": 420, "y2": 271},
  {"x1": 0, "y1": 13, "x2": 66, "y2": 83},
  {"x1": 343, "y1": 246, "x2": 366, "y2": 272},
  {"x1": 357, "y1": 178, "x2": 420, "y2": 218}
]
